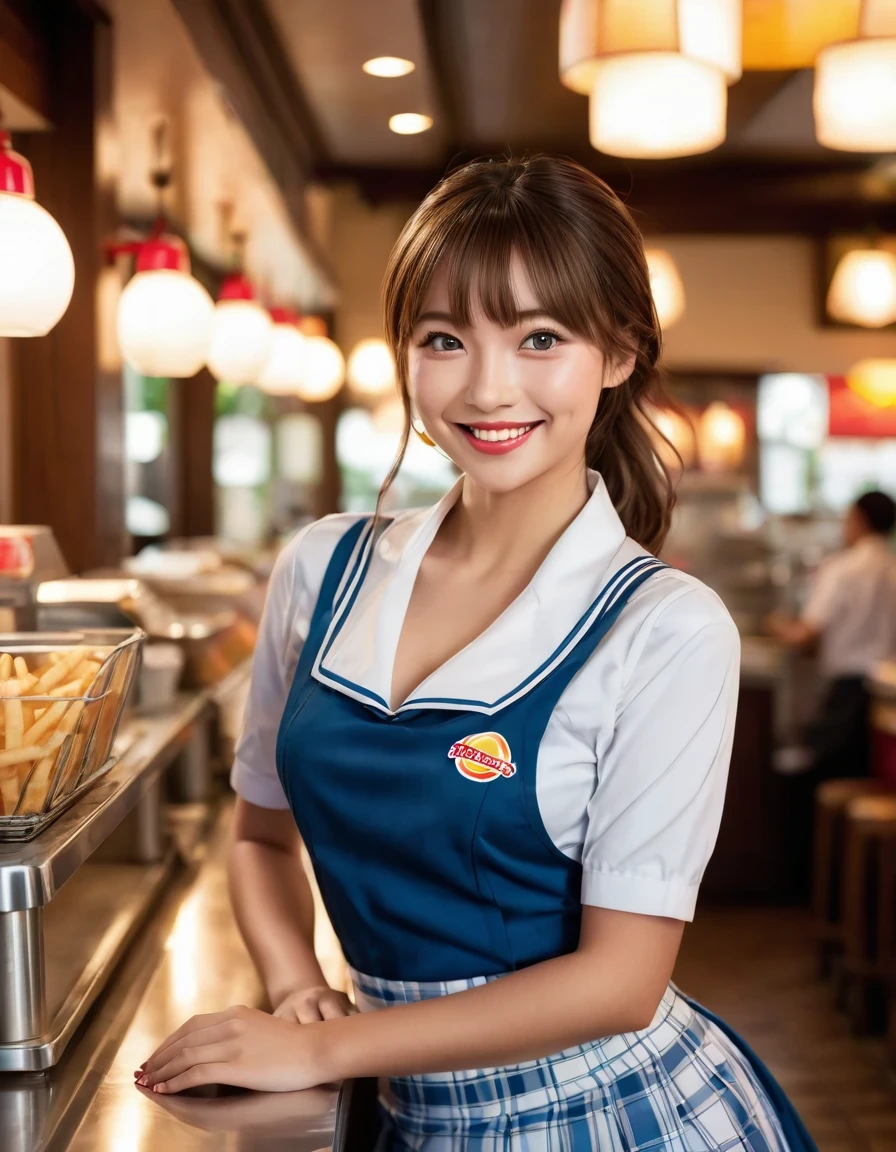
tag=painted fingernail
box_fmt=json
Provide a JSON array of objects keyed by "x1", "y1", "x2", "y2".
[{"x1": 138, "y1": 1076, "x2": 150, "y2": 1087}]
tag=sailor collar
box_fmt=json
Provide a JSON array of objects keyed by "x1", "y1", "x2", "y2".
[{"x1": 311, "y1": 471, "x2": 649, "y2": 716}]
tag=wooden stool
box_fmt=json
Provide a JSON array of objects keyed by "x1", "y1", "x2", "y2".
[
  {"x1": 812, "y1": 778, "x2": 887, "y2": 978},
  {"x1": 878, "y1": 835, "x2": 896, "y2": 1065},
  {"x1": 841, "y1": 794, "x2": 896, "y2": 1033}
]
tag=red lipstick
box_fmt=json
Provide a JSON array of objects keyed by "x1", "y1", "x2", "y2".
[{"x1": 456, "y1": 420, "x2": 543, "y2": 455}]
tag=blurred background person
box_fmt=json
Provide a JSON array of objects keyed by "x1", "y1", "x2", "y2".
[{"x1": 767, "y1": 491, "x2": 896, "y2": 782}]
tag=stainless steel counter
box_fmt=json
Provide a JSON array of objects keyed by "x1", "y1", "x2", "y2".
[
  {"x1": 1, "y1": 800, "x2": 340, "y2": 1152},
  {"x1": 0, "y1": 645, "x2": 255, "y2": 1073}
]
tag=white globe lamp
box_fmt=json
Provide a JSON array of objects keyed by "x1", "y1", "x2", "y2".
[
  {"x1": 255, "y1": 308, "x2": 305, "y2": 395},
  {"x1": 117, "y1": 234, "x2": 214, "y2": 377},
  {"x1": 297, "y1": 334, "x2": 345, "y2": 403},
  {"x1": 0, "y1": 131, "x2": 74, "y2": 336},
  {"x1": 645, "y1": 249, "x2": 686, "y2": 329},
  {"x1": 207, "y1": 273, "x2": 272, "y2": 383},
  {"x1": 347, "y1": 337, "x2": 396, "y2": 398}
]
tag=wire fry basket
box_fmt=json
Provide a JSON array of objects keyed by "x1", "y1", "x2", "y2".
[{"x1": 0, "y1": 630, "x2": 144, "y2": 840}]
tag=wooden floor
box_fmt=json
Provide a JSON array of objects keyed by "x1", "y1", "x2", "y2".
[{"x1": 674, "y1": 907, "x2": 896, "y2": 1152}]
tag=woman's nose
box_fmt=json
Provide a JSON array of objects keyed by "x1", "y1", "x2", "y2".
[{"x1": 464, "y1": 347, "x2": 520, "y2": 412}]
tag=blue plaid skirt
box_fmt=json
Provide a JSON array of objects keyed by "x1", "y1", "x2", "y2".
[{"x1": 353, "y1": 970, "x2": 810, "y2": 1151}]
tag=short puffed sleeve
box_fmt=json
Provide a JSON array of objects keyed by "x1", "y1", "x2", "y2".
[
  {"x1": 580, "y1": 586, "x2": 741, "y2": 921},
  {"x1": 230, "y1": 516, "x2": 361, "y2": 809}
]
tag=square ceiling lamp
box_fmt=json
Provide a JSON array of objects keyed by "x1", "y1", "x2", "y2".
[
  {"x1": 814, "y1": 0, "x2": 896, "y2": 151},
  {"x1": 827, "y1": 245, "x2": 896, "y2": 328},
  {"x1": 742, "y1": 0, "x2": 860, "y2": 69},
  {"x1": 560, "y1": 0, "x2": 742, "y2": 158}
]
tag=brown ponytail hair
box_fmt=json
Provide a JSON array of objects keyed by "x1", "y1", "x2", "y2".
[{"x1": 379, "y1": 155, "x2": 677, "y2": 555}]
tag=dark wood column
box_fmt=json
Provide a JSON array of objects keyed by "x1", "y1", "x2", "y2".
[
  {"x1": 8, "y1": 1, "x2": 125, "y2": 573},
  {"x1": 170, "y1": 369, "x2": 217, "y2": 539}
]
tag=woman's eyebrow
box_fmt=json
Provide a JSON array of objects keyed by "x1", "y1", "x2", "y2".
[
  {"x1": 414, "y1": 308, "x2": 557, "y2": 325},
  {"x1": 415, "y1": 310, "x2": 457, "y2": 324}
]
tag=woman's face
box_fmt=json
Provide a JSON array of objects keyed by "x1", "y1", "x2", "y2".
[{"x1": 407, "y1": 257, "x2": 633, "y2": 494}]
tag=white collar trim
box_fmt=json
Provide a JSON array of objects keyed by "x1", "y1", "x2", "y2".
[{"x1": 311, "y1": 472, "x2": 647, "y2": 716}]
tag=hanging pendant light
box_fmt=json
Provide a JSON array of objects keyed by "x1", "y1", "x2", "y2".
[
  {"x1": 347, "y1": 337, "x2": 397, "y2": 399},
  {"x1": 827, "y1": 247, "x2": 896, "y2": 328},
  {"x1": 207, "y1": 273, "x2": 273, "y2": 384},
  {"x1": 297, "y1": 316, "x2": 345, "y2": 403},
  {"x1": 110, "y1": 121, "x2": 214, "y2": 377},
  {"x1": 647, "y1": 405, "x2": 697, "y2": 470},
  {"x1": 0, "y1": 131, "x2": 74, "y2": 337},
  {"x1": 645, "y1": 249, "x2": 686, "y2": 328},
  {"x1": 814, "y1": 1, "x2": 896, "y2": 152},
  {"x1": 847, "y1": 359, "x2": 896, "y2": 407},
  {"x1": 559, "y1": 0, "x2": 742, "y2": 159},
  {"x1": 697, "y1": 402, "x2": 746, "y2": 472},
  {"x1": 255, "y1": 307, "x2": 305, "y2": 396},
  {"x1": 115, "y1": 232, "x2": 214, "y2": 377},
  {"x1": 742, "y1": 0, "x2": 859, "y2": 70}
]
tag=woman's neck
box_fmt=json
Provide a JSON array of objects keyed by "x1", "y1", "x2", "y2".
[{"x1": 436, "y1": 462, "x2": 591, "y2": 576}]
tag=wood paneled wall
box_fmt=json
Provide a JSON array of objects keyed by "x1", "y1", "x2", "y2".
[{"x1": 7, "y1": 2, "x2": 125, "y2": 572}]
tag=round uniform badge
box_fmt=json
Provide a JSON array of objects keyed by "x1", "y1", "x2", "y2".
[{"x1": 448, "y1": 732, "x2": 516, "y2": 782}]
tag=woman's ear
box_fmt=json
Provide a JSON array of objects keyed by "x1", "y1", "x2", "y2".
[{"x1": 604, "y1": 350, "x2": 638, "y2": 390}]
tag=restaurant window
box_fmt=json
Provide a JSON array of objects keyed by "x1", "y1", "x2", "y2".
[
  {"x1": 124, "y1": 364, "x2": 173, "y2": 547},
  {"x1": 757, "y1": 373, "x2": 896, "y2": 515},
  {"x1": 757, "y1": 373, "x2": 827, "y2": 515},
  {"x1": 272, "y1": 412, "x2": 323, "y2": 535},
  {"x1": 336, "y1": 403, "x2": 456, "y2": 512},
  {"x1": 213, "y1": 383, "x2": 273, "y2": 545}
]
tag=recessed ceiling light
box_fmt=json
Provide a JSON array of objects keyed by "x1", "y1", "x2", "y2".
[
  {"x1": 363, "y1": 57, "x2": 415, "y2": 78},
  {"x1": 389, "y1": 113, "x2": 433, "y2": 135}
]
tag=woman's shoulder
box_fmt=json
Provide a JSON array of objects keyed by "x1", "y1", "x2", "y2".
[
  {"x1": 614, "y1": 538, "x2": 740, "y2": 655},
  {"x1": 270, "y1": 507, "x2": 423, "y2": 608}
]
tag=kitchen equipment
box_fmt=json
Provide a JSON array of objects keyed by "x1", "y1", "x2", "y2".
[
  {"x1": 0, "y1": 527, "x2": 69, "y2": 632},
  {"x1": 138, "y1": 642, "x2": 185, "y2": 713},
  {"x1": 38, "y1": 576, "x2": 249, "y2": 691}
]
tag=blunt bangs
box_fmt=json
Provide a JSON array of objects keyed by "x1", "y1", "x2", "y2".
[{"x1": 395, "y1": 180, "x2": 611, "y2": 347}]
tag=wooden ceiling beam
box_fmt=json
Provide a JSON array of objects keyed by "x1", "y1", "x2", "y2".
[
  {"x1": 0, "y1": 3, "x2": 53, "y2": 123},
  {"x1": 172, "y1": 0, "x2": 337, "y2": 293},
  {"x1": 416, "y1": 0, "x2": 461, "y2": 152},
  {"x1": 724, "y1": 70, "x2": 795, "y2": 139},
  {"x1": 313, "y1": 158, "x2": 896, "y2": 235}
]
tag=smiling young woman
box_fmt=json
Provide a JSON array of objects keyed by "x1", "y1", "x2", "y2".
[{"x1": 138, "y1": 157, "x2": 817, "y2": 1152}]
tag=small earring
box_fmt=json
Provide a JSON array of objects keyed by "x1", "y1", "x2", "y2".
[{"x1": 411, "y1": 420, "x2": 436, "y2": 447}]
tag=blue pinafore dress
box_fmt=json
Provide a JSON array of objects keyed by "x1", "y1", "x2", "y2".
[{"x1": 276, "y1": 519, "x2": 818, "y2": 1151}]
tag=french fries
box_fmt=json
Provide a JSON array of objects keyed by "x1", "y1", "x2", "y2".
[{"x1": 0, "y1": 646, "x2": 120, "y2": 818}]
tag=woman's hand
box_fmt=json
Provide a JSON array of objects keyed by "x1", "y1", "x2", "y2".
[
  {"x1": 137, "y1": 1081, "x2": 338, "y2": 1136},
  {"x1": 136, "y1": 1005, "x2": 332, "y2": 1094},
  {"x1": 273, "y1": 984, "x2": 356, "y2": 1024}
]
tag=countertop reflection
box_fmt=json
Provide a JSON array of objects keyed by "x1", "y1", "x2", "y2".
[{"x1": 0, "y1": 800, "x2": 340, "y2": 1152}]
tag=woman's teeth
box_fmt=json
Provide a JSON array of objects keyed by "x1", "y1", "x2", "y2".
[{"x1": 468, "y1": 424, "x2": 535, "y2": 442}]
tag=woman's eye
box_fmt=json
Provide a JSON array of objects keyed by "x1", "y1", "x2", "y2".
[
  {"x1": 429, "y1": 333, "x2": 463, "y2": 352},
  {"x1": 522, "y1": 331, "x2": 560, "y2": 351}
]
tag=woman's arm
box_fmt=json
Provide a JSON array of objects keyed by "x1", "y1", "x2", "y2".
[
  {"x1": 317, "y1": 905, "x2": 684, "y2": 1078},
  {"x1": 139, "y1": 905, "x2": 684, "y2": 1092},
  {"x1": 227, "y1": 797, "x2": 326, "y2": 1006}
]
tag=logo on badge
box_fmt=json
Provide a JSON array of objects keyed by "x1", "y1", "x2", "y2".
[{"x1": 448, "y1": 732, "x2": 516, "y2": 783}]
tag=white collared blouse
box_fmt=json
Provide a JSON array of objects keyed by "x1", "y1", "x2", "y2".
[
  {"x1": 803, "y1": 534, "x2": 896, "y2": 678},
  {"x1": 232, "y1": 473, "x2": 741, "y2": 922}
]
